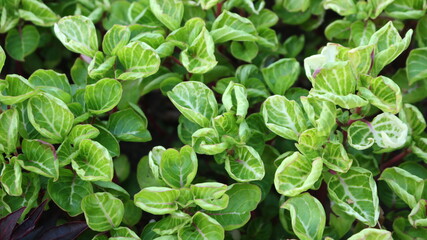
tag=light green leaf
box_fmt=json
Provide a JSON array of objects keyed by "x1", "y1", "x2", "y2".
[
  {"x1": 274, "y1": 152, "x2": 323, "y2": 196},
  {"x1": 262, "y1": 95, "x2": 307, "y2": 141},
  {"x1": 102, "y1": 25, "x2": 131, "y2": 56},
  {"x1": 369, "y1": 22, "x2": 412, "y2": 75},
  {"x1": 134, "y1": 187, "x2": 180, "y2": 215},
  {"x1": 295, "y1": 128, "x2": 325, "y2": 158},
  {"x1": 5, "y1": 25, "x2": 40, "y2": 61},
  {"x1": 371, "y1": 113, "x2": 408, "y2": 150},
  {"x1": 0, "y1": 108, "x2": 19, "y2": 154},
  {"x1": 192, "y1": 128, "x2": 228, "y2": 155},
  {"x1": 400, "y1": 104, "x2": 426, "y2": 135},
  {"x1": 1, "y1": 157, "x2": 22, "y2": 196},
  {"x1": 117, "y1": 41, "x2": 161, "y2": 80},
  {"x1": 198, "y1": 0, "x2": 220, "y2": 10},
  {"x1": 323, "y1": 0, "x2": 357, "y2": 16},
  {"x1": 28, "y1": 69, "x2": 71, "y2": 94},
  {"x1": 385, "y1": 0, "x2": 426, "y2": 20},
  {"x1": 72, "y1": 139, "x2": 114, "y2": 182},
  {"x1": 230, "y1": 41, "x2": 258, "y2": 63},
  {"x1": 107, "y1": 104, "x2": 151, "y2": 142},
  {"x1": 160, "y1": 146, "x2": 198, "y2": 188},
  {"x1": 168, "y1": 81, "x2": 218, "y2": 127},
  {"x1": 322, "y1": 142, "x2": 352, "y2": 173},
  {"x1": 325, "y1": 20, "x2": 351, "y2": 41},
  {"x1": 110, "y1": 227, "x2": 141, "y2": 240},
  {"x1": 69, "y1": 124, "x2": 100, "y2": 146},
  {"x1": 309, "y1": 89, "x2": 368, "y2": 109},
  {"x1": 178, "y1": 212, "x2": 224, "y2": 240},
  {"x1": 87, "y1": 52, "x2": 116, "y2": 80},
  {"x1": 327, "y1": 167, "x2": 380, "y2": 227},
  {"x1": 379, "y1": 167, "x2": 424, "y2": 208},
  {"x1": 81, "y1": 192, "x2": 124, "y2": 231},
  {"x1": 19, "y1": 0, "x2": 58, "y2": 26},
  {"x1": 359, "y1": 75, "x2": 402, "y2": 114},
  {"x1": 222, "y1": 81, "x2": 249, "y2": 121},
  {"x1": 282, "y1": 0, "x2": 310, "y2": 12},
  {"x1": 148, "y1": 146, "x2": 166, "y2": 180},
  {"x1": 211, "y1": 10, "x2": 258, "y2": 43},
  {"x1": 262, "y1": 58, "x2": 300, "y2": 95},
  {"x1": 85, "y1": 78, "x2": 122, "y2": 115},
  {"x1": 367, "y1": 0, "x2": 394, "y2": 18},
  {"x1": 150, "y1": 0, "x2": 184, "y2": 31},
  {"x1": 350, "y1": 20, "x2": 376, "y2": 46},
  {"x1": 0, "y1": 45, "x2": 5, "y2": 73},
  {"x1": 27, "y1": 93, "x2": 74, "y2": 143},
  {"x1": 17, "y1": 139, "x2": 59, "y2": 180},
  {"x1": 224, "y1": 145, "x2": 265, "y2": 182},
  {"x1": 191, "y1": 182, "x2": 229, "y2": 211},
  {"x1": 47, "y1": 169, "x2": 93, "y2": 216},
  {"x1": 348, "y1": 44, "x2": 375, "y2": 75},
  {"x1": 348, "y1": 228, "x2": 392, "y2": 240},
  {"x1": 348, "y1": 121, "x2": 375, "y2": 150},
  {"x1": 407, "y1": 47, "x2": 427, "y2": 85},
  {"x1": 54, "y1": 15, "x2": 98, "y2": 57},
  {"x1": 416, "y1": 15, "x2": 427, "y2": 47},
  {"x1": 281, "y1": 193, "x2": 326, "y2": 240},
  {"x1": 300, "y1": 96, "x2": 336, "y2": 136},
  {"x1": 248, "y1": 9, "x2": 279, "y2": 30},
  {"x1": 152, "y1": 211, "x2": 191, "y2": 235},
  {"x1": 409, "y1": 200, "x2": 427, "y2": 228}
]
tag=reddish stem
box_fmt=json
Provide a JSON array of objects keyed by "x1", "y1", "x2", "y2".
[
  {"x1": 215, "y1": 2, "x2": 223, "y2": 17},
  {"x1": 170, "y1": 56, "x2": 183, "y2": 66},
  {"x1": 380, "y1": 149, "x2": 412, "y2": 170}
]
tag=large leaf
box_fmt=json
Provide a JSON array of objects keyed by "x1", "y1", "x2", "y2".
[
  {"x1": 47, "y1": 169, "x2": 93, "y2": 216},
  {"x1": 211, "y1": 10, "x2": 258, "y2": 43},
  {"x1": 81, "y1": 192, "x2": 124, "y2": 231},
  {"x1": 134, "y1": 187, "x2": 180, "y2": 215},
  {"x1": 28, "y1": 69, "x2": 71, "y2": 94},
  {"x1": 178, "y1": 212, "x2": 224, "y2": 240},
  {"x1": 5, "y1": 25, "x2": 39, "y2": 61},
  {"x1": 0, "y1": 109, "x2": 19, "y2": 154},
  {"x1": 107, "y1": 104, "x2": 151, "y2": 142},
  {"x1": 102, "y1": 25, "x2": 131, "y2": 56},
  {"x1": 385, "y1": 0, "x2": 426, "y2": 20},
  {"x1": 159, "y1": 146, "x2": 198, "y2": 188},
  {"x1": 359, "y1": 75, "x2": 402, "y2": 114},
  {"x1": 85, "y1": 78, "x2": 122, "y2": 115},
  {"x1": 399, "y1": 104, "x2": 426, "y2": 135},
  {"x1": 27, "y1": 93, "x2": 74, "y2": 143},
  {"x1": 281, "y1": 193, "x2": 326, "y2": 240},
  {"x1": 150, "y1": 0, "x2": 184, "y2": 31},
  {"x1": 191, "y1": 182, "x2": 229, "y2": 211},
  {"x1": 407, "y1": 47, "x2": 427, "y2": 85},
  {"x1": 262, "y1": 58, "x2": 300, "y2": 95},
  {"x1": 117, "y1": 41, "x2": 161, "y2": 81},
  {"x1": 17, "y1": 139, "x2": 59, "y2": 180},
  {"x1": 274, "y1": 152, "x2": 323, "y2": 196},
  {"x1": 168, "y1": 81, "x2": 218, "y2": 127},
  {"x1": 379, "y1": 167, "x2": 424, "y2": 208},
  {"x1": 224, "y1": 145, "x2": 265, "y2": 182},
  {"x1": 71, "y1": 139, "x2": 113, "y2": 181},
  {"x1": 262, "y1": 95, "x2": 307, "y2": 141},
  {"x1": 327, "y1": 167, "x2": 379, "y2": 227},
  {"x1": 54, "y1": 15, "x2": 98, "y2": 57},
  {"x1": 19, "y1": 0, "x2": 58, "y2": 26}
]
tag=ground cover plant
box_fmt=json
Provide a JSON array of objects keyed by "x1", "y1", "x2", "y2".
[{"x1": 0, "y1": 0, "x2": 427, "y2": 239}]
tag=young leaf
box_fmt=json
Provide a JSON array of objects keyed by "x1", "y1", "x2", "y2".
[
  {"x1": 81, "y1": 192, "x2": 124, "y2": 232},
  {"x1": 371, "y1": 113, "x2": 408, "y2": 150},
  {"x1": 281, "y1": 193, "x2": 326, "y2": 240},
  {"x1": 1, "y1": 157, "x2": 22, "y2": 196},
  {"x1": 323, "y1": 0, "x2": 357, "y2": 16},
  {"x1": 222, "y1": 81, "x2": 249, "y2": 121},
  {"x1": 134, "y1": 187, "x2": 180, "y2": 215},
  {"x1": 262, "y1": 58, "x2": 300, "y2": 95},
  {"x1": 159, "y1": 145, "x2": 198, "y2": 188},
  {"x1": 0, "y1": 108, "x2": 19, "y2": 154},
  {"x1": 110, "y1": 226, "x2": 140, "y2": 240},
  {"x1": 274, "y1": 152, "x2": 323, "y2": 196},
  {"x1": 54, "y1": 15, "x2": 98, "y2": 57},
  {"x1": 178, "y1": 212, "x2": 224, "y2": 239},
  {"x1": 191, "y1": 182, "x2": 229, "y2": 211},
  {"x1": 68, "y1": 124, "x2": 100, "y2": 146},
  {"x1": 150, "y1": 0, "x2": 184, "y2": 31},
  {"x1": 348, "y1": 121, "x2": 375, "y2": 150},
  {"x1": 408, "y1": 200, "x2": 427, "y2": 228},
  {"x1": 102, "y1": 25, "x2": 131, "y2": 56},
  {"x1": 5, "y1": 25, "x2": 40, "y2": 61},
  {"x1": 224, "y1": 145, "x2": 265, "y2": 182},
  {"x1": 152, "y1": 211, "x2": 191, "y2": 235},
  {"x1": 359, "y1": 75, "x2": 402, "y2": 114},
  {"x1": 327, "y1": 167, "x2": 380, "y2": 227},
  {"x1": 322, "y1": 142, "x2": 352, "y2": 173},
  {"x1": 85, "y1": 78, "x2": 122, "y2": 115}
]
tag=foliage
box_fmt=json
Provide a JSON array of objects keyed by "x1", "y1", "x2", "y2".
[{"x1": 0, "y1": 0, "x2": 427, "y2": 239}]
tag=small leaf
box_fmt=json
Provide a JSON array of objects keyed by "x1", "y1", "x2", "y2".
[
  {"x1": 81, "y1": 192, "x2": 124, "y2": 232},
  {"x1": 1, "y1": 157, "x2": 22, "y2": 196},
  {"x1": 274, "y1": 152, "x2": 323, "y2": 196},
  {"x1": 407, "y1": 47, "x2": 427, "y2": 85},
  {"x1": 68, "y1": 124, "x2": 100, "y2": 146},
  {"x1": 262, "y1": 58, "x2": 300, "y2": 95},
  {"x1": 178, "y1": 212, "x2": 224, "y2": 240},
  {"x1": 102, "y1": 25, "x2": 131, "y2": 56},
  {"x1": 224, "y1": 145, "x2": 265, "y2": 182},
  {"x1": 28, "y1": 69, "x2": 71, "y2": 94},
  {"x1": 152, "y1": 212, "x2": 191, "y2": 235},
  {"x1": 85, "y1": 78, "x2": 122, "y2": 115},
  {"x1": 107, "y1": 104, "x2": 151, "y2": 142},
  {"x1": 323, "y1": 0, "x2": 357, "y2": 16},
  {"x1": 371, "y1": 113, "x2": 408, "y2": 150},
  {"x1": 5, "y1": 25, "x2": 40, "y2": 61},
  {"x1": 191, "y1": 182, "x2": 229, "y2": 211},
  {"x1": 350, "y1": 20, "x2": 376, "y2": 46},
  {"x1": 282, "y1": 0, "x2": 310, "y2": 12},
  {"x1": 134, "y1": 187, "x2": 180, "y2": 215},
  {"x1": 54, "y1": 15, "x2": 98, "y2": 57},
  {"x1": 230, "y1": 41, "x2": 258, "y2": 63},
  {"x1": 408, "y1": 200, "x2": 427, "y2": 228},
  {"x1": 399, "y1": 104, "x2": 426, "y2": 135},
  {"x1": 222, "y1": 81, "x2": 249, "y2": 121},
  {"x1": 110, "y1": 227, "x2": 140, "y2": 240},
  {"x1": 160, "y1": 146, "x2": 198, "y2": 188},
  {"x1": 359, "y1": 75, "x2": 402, "y2": 114},
  {"x1": 211, "y1": 10, "x2": 258, "y2": 43},
  {"x1": 87, "y1": 52, "x2": 116, "y2": 80},
  {"x1": 281, "y1": 193, "x2": 326, "y2": 240},
  {"x1": 19, "y1": 0, "x2": 58, "y2": 26},
  {"x1": 348, "y1": 121, "x2": 375, "y2": 150},
  {"x1": 0, "y1": 108, "x2": 19, "y2": 154},
  {"x1": 150, "y1": 0, "x2": 184, "y2": 31},
  {"x1": 325, "y1": 20, "x2": 351, "y2": 41}
]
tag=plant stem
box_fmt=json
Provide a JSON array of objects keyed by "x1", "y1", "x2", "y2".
[{"x1": 380, "y1": 148, "x2": 412, "y2": 170}]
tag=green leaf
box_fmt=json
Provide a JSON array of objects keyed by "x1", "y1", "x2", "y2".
[
  {"x1": 409, "y1": 200, "x2": 427, "y2": 228},
  {"x1": 262, "y1": 95, "x2": 307, "y2": 141},
  {"x1": 178, "y1": 212, "x2": 224, "y2": 240},
  {"x1": 224, "y1": 145, "x2": 265, "y2": 182},
  {"x1": 206, "y1": 183, "x2": 261, "y2": 230},
  {"x1": 28, "y1": 69, "x2": 71, "y2": 94},
  {"x1": 350, "y1": 20, "x2": 376, "y2": 46},
  {"x1": 369, "y1": 22, "x2": 412, "y2": 75},
  {"x1": 4, "y1": 172, "x2": 40, "y2": 218},
  {"x1": 359, "y1": 75, "x2": 402, "y2": 114},
  {"x1": 107, "y1": 104, "x2": 151, "y2": 142},
  {"x1": 102, "y1": 25, "x2": 131, "y2": 56},
  {"x1": 323, "y1": 0, "x2": 357, "y2": 16},
  {"x1": 137, "y1": 156, "x2": 166, "y2": 189},
  {"x1": 54, "y1": 15, "x2": 98, "y2": 57},
  {"x1": 281, "y1": 193, "x2": 326, "y2": 240},
  {"x1": 379, "y1": 167, "x2": 424, "y2": 208},
  {"x1": 325, "y1": 20, "x2": 351, "y2": 41},
  {"x1": 47, "y1": 169, "x2": 93, "y2": 216},
  {"x1": 230, "y1": 41, "x2": 258, "y2": 63},
  {"x1": 117, "y1": 41, "x2": 161, "y2": 80},
  {"x1": 72, "y1": 139, "x2": 114, "y2": 182},
  {"x1": 367, "y1": 0, "x2": 394, "y2": 18},
  {"x1": 0, "y1": 109, "x2": 19, "y2": 154},
  {"x1": 282, "y1": 0, "x2": 310, "y2": 12},
  {"x1": 69, "y1": 124, "x2": 100, "y2": 146},
  {"x1": 110, "y1": 227, "x2": 140, "y2": 240},
  {"x1": 85, "y1": 78, "x2": 122, "y2": 115},
  {"x1": 168, "y1": 81, "x2": 218, "y2": 127},
  {"x1": 1, "y1": 157, "x2": 22, "y2": 196},
  {"x1": 192, "y1": 128, "x2": 228, "y2": 155},
  {"x1": 134, "y1": 187, "x2": 180, "y2": 215},
  {"x1": 5, "y1": 25, "x2": 40, "y2": 61},
  {"x1": 198, "y1": 0, "x2": 220, "y2": 10},
  {"x1": 348, "y1": 44, "x2": 375, "y2": 75},
  {"x1": 94, "y1": 125, "x2": 120, "y2": 157},
  {"x1": 416, "y1": 15, "x2": 427, "y2": 47},
  {"x1": 87, "y1": 52, "x2": 116, "y2": 80},
  {"x1": 81, "y1": 192, "x2": 124, "y2": 231},
  {"x1": 385, "y1": 0, "x2": 426, "y2": 20},
  {"x1": 371, "y1": 113, "x2": 408, "y2": 150},
  {"x1": 327, "y1": 167, "x2": 380, "y2": 227},
  {"x1": 19, "y1": 0, "x2": 58, "y2": 26},
  {"x1": 152, "y1": 211, "x2": 191, "y2": 235},
  {"x1": 322, "y1": 142, "x2": 352, "y2": 173},
  {"x1": 160, "y1": 146, "x2": 198, "y2": 188},
  {"x1": 347, "y1": 228, "x2": 392, "y2": 240},
  {"x1": 300, "y1": 97, "x2": 336, "y2": 136},
  {"x1": 262, "y1": 58, "x2": 300, "y2": 95},
  {"x1": 407, "y1": 47, "x2": 427, "y2": 85},
  {"x1": 150, "y1": 0, "x2": 184, "y2": 31},
  {"x1": 274, "y1": 152, "x2": 323, "y2": 196},
  {"x1": 222, "y1": 81, "x2": 249, "y2": 121},
  {"x1": 347, "y1": 121, "x2": 375, "y2": 150},
  {"x1": 191, "y1": 182, "x2": 229, "y2": 211},
  {"x1": 248, "y1": 9, "x2": 279, "y2": 30},
  {"x1": 17, "y1": 139, "x2": 59, "y2": 180},
  {"x1": 27, "y1": 93, "x2": 74, "y2": 143},
  {"x1": 211, "y1": 10, "x2": 258, "y2": 43},
  {"x1": 0, "y1": 45, "x2": 5, "y2": 73},
  {"x1": 399, "y1": 104, "x2": 426, "y2": 135}
]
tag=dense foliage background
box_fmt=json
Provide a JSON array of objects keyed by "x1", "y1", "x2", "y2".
[{"x1": 1, "y1": 0, "x2": 427, "y2": 239}]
